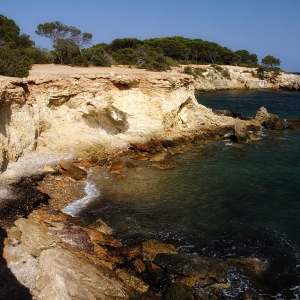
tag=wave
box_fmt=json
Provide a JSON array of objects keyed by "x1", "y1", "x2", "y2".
[{"x1": 62, "y1": 176, "x2": 100, "y2": 217}]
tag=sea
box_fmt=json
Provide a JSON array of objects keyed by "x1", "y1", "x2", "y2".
[{"x1": 63, "y1": 89, "x2": 300, "y2": 299}]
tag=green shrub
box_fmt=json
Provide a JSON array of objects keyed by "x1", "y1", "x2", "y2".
[
  {"x1": 194, "y1": 68, "x2": 205, "y2": 78},
  {"x1": 147, "y1": 61, "x2": 168, "y2": 71},
  {"x1": 25, "y1": 47, "x2": 53, "y2": 64},
  {"x1": 70, "y1": 54, "x2": 89, "y2": 67},
  {"x1": 90, "y1": 55, "x2": 111, "y2": 66},
  {"x1": 0, "y1": 47, "x2": 32, "y2": 77},
  {"x1": 256, "y1": 65, "x2": 269, "y2": 79},
  {"x1": 214, "y1": 65, "x2": 223, "y2": 72},
  {"x1": 183, "y1": 66, "x2": 195, "y2": 76},
  {"x1": 221, "y1": 67, "x2": 231, "y2": 79}
]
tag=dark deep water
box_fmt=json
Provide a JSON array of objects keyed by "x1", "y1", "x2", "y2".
[{"x1": 64, "y1": 90, "x2": 300, "y2": 299}]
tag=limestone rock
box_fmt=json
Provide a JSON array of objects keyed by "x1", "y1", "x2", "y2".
[
  {"x1": 153, "y1": 253, "x2": 228, "y2": 283},
  {"x1": 232, "y1": 120, "x2": 250, "y2": 143},
  {"x1": 254, "y1": 107, "x2": 285, "y2": 130},
  {"x1": 14, "y1": 218, "x2": 60, "y2": 257},
  {"x1": 33, "y1": 248, "x2": 131, "y2": 300},
  {"x1": 58, "y1": 160, "x2": 87, "y2": 181},
  {"x1": 115, "y1": 269, "x2": 149, "y2": 293},
  {"x1": 141, "y1": 239, "x2": 178, "y2": 261},
  {"x1": 227, "y1": 257, "x2": 269, "y2": 276}
]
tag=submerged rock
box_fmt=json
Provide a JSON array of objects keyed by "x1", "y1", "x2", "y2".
[
  {"x1": 152, "y1": 155, "x2": 177, "y2": 169},
  {"x1": 153, "y1": 253, "x2": 228, "y2": 283}
]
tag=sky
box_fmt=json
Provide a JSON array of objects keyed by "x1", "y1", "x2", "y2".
[{"x1": 1, "y1": 0, "x2": 300, "y2": 71}]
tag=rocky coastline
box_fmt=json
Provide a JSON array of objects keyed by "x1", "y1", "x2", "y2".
[{"x1": 1, "y1": 65, "x2": 300, "y2": 299}]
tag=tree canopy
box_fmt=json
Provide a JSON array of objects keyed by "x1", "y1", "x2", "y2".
[
  {"x1": 261, "y1": 55, "x2": 281, "y2": 68},
  {"x1": 0, "y1": 14, "x2": 52, "y2": 77},
  {"x1": 0, "y1": 14, "x2": 283, "y2": 77},
  {"x1": 36, "y1": 21, "x2": 92, "y2": 64}
]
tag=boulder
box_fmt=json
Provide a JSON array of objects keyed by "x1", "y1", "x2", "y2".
[
  {"x1": 287, "y1": 118, "x2": 300, "y2": 130},
  {"x1": 141, "y1": 239, "x2": 178, "y2": 262},
  {"x1": 58, "y1": 160, "x2": 87, "y2": 181},
  {"x1": 214, "y1": 110, "x2": 249, "y2": 120},
  {"x1": 153, "y1": 253, "x2": 228, "y2": 283},
  {"x1": 231, "y1": 120, "x2": 250, "y2": 143},
  {"x1": 165, "y1": 282, "x2": 195, "y2": 300},
  {"x1": 254, "y1": 107, "x2": 285, "y2": 130},
  {"x1": 227, "y1": 257, "x2": 269, "y2": 276}
]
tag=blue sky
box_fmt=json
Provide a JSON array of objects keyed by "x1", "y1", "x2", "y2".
[{"x1": 1, "y1": 0, "x2": 299, "y2": 71}]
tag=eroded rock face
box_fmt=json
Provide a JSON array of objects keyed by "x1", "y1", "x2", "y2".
[
  {"x1": 0, "y1": 71, "x2": 209, "y2": 173},
  {"x1": 1, "y1": 67, "x2": 252, "y2": 173},
  {"x1": 1, "y1": 65, "x2": 300, "y2": 173}
]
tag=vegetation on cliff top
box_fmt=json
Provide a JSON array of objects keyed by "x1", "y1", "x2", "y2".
[
  {"x1": 0, "y1": 14, "x2": 52, "y2": 77},
  {"x1": 0, "y1": 15, "x2": 281, "y2": 77}
]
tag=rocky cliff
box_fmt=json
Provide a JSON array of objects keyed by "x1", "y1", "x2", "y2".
[
  {"x1": 1, "y1": 64, "x2": 299, "y2": 174},
  {"x1": 0, "y1": 66, "x2": 237, "y2": 173},
  {"x1": 180, "y1": 65, "x2": 300, "y2": 91}
]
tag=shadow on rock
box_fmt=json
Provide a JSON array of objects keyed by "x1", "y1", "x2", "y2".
[
  {"x1": 0, "y1": 175, "x2": 49, "y2": 228},
  {"x1": 0, "y1": 227, "x2": 32, "y2": 299}
]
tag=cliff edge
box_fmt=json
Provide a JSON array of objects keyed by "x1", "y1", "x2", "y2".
[{"x1": 0, "y1": 65, "x2": 237, "y2": 173}]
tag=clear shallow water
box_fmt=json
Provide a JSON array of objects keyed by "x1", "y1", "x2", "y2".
[{"x1": 64, "y1": 90, "x2": 300, "y2": 298}]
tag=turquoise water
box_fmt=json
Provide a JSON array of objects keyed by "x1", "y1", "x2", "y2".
[{"x1": 65, "y1": 90, "x2": 300, "y2": 298}]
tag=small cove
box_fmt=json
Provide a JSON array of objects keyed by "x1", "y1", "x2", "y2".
[{"x1": 64, "y1": 90, "x2": 300, "y2": 298}]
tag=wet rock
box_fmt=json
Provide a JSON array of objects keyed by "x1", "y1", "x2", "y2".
[
  {"x1": 165, "y1": 282, "x2": 195, "y2": 300},
  {"x1": 227, "y1": 257, "x2": 269, "y2": 276},
  {"x1": 88, "y1": 218, "x2": 113, "y2": 235},
  {"x1": 58, "y1": 160, "x2": 87, "y2": 181},
  {"x1": 133, "y1": 258, "x2": 146, "y2": 273},
  {"x1": 249, "y1": 133, "x2": 263, "y2": 141},
  {"x1": 141, "y1": 239, "x2": 178, "y2": 262},
  {"x1": 130, "y1": 142, "x2": 152, "y2": 152},
  {"x1": 162, "y1": 140, "x2": 180, "y2": 148},
  {"x1": 117, "y1": 245, "x2": 141, "y2": 261},
  {"x1": 231, "y1": 120, "x2": 250, "y2": 143},
  {"x1": 254, "y1": 107, "x2": 285, "y2": 130},
  {"x1": 152, "y1": 155, "x2": 177, "y2": 169},
  {"x1": 214, "y1": 110, "x2": 249, "y2": 120},
  {"x1": 153, "y1": 253, "x2": 228, "y2": 283},
  {"x1": 214, "y1": 110, "x2": 233, "y2": 117},
  {"x1": 286, "y1": 118, "x2": 300, "y2": 130},
  {"x1": 149, "y1": 152, "x2": 167, "y2": 162},
  {"x1": 264, "y1": 117, "x2": 285, "y2": 130},
  {"x1": 109, "y1": 159, "x2": 125, "y2": 174}
]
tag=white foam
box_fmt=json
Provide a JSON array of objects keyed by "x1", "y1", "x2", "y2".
[
  {"x1": 224, "y1": 132, "x2": 233, "y2": 138},
  {"x1": 62, "y1": 177, "x2": 100, "y2": 217}
]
